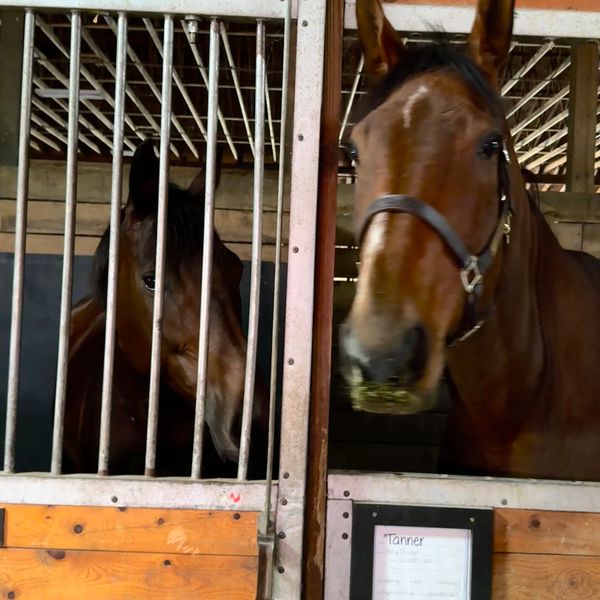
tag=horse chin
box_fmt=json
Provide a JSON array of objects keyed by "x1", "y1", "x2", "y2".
[{"x1": 347, "y1": 369, "x2": 437, "y2": 415}]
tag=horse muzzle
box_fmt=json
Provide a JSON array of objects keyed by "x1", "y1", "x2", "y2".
[{"x1": 339, "y1": 321, "x2": 436, "y2": 415}]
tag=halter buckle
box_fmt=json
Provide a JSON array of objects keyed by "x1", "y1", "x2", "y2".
[
  {"x1": 503, "y1": 212, "x2": 512, "y2": 245},
  {"x1": 460, "y1": 256, "x2": 482, "y2": 294}
]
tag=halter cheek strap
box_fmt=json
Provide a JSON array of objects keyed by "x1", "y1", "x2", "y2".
[{"x1": 357, "y1": 148, "x2": 513, "y2": 345}]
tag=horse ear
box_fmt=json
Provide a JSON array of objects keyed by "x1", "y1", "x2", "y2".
[
  {"x1": 188, "y1": 145, "x2": 223, "y2": 203},
  {"x1": 356, "y1": 0, "x2": 406, "y2": 83},
  {"x1": 468, "y1": 0, "x2": 515, "y2": 86},
  {"x1": 128, "y1": 139, "x2": 159, "y2": 214}
]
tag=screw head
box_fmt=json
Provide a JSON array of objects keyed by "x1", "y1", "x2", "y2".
[
  {"x1": 342, "y1": 512, "x2": 349, "y2": 519},
  {"x1": 501, "y1": 498, "x2": 508, "y2": 506},
  {"x1": 233, "y1": 513, "x2": 241, "y2": 520},
  {"x1": 343, "y1": 490, "x2": 350, "y2": 498},
  {"x1": 288, "y1": 358, "x2": 294, "y2": 365},
  {"x1": 302, "y1": 20, "x2": 308, "y2": 26},
  {"x1": 278, "y1": 531, "x2": 286, "y2": 539},
  {"x1": 277, "y1": 566, "x2": 285, "y2": 574},
  {"x1": 157, "y1": 517, "x2": 165, "y2": 526},
  {"x1": 280, "y1": 498, "x2": 288, "y2": 506},
  {"x1": 292, "y1": 246, "x2": 299, "y2": 253},
  {"x1": 73, "y1": 524, "x2": 83, "y2": 534},
  {"x1": 283, "y1": 472, "x2": 289, "y2": 479},
  {"x1": 297, "y1": 133, "x2": 304, "y2": 141},
  {"x1": 342, "y1": 533, "x2": 349, "y2": 540},
  {"x1": 111, "y1": 496, "x2": 118, "y2": 503},
  {"x1": 163, "y1": 559, "x2": 171, "y2": 567}
]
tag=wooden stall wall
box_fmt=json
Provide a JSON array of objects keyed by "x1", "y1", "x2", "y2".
[
  {"x1": 0, "y1": 504, "x2": 259, "y2": 599},
  {"x1": 0, "y1": 161, "x2": 289, "y2": 261},
  {"x1": 494, "y1": 508, "x2": 600, "y2": 599}
]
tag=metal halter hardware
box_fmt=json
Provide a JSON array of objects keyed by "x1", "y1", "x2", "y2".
[{"x1": 357, "y1": 144, "x2": 513, "y2": 345}]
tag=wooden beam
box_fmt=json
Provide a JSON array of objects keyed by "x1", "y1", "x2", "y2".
[
  {"x1": 566, "y1": 42, "x2": 600, "y2": 193},
  {"x1": 303, "y1": 1, "x2": 344, "y2": 598}
]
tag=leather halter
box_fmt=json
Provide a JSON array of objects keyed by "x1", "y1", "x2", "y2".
[{"x1": 357, "y1": 146, "x2": 513, "y2": 346}]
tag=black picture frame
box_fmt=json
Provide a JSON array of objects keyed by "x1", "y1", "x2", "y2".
[{"x1": 350, "y1": 504, "x2": 493, "y2": 600}]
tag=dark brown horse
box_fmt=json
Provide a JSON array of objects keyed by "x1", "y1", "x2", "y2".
[
  {"x1": 341, "y1": 0, "x2": 600, "y2": 480},
  {"x1": 64, "y1": 140, "x2": 268, "y2": 477}
]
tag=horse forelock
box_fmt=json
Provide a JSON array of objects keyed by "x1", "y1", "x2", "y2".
[{"x1": 355, "y1": 41, "x2": 505, "y2": 127}]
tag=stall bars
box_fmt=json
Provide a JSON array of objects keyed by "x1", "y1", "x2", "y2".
[{"x1": 0, "y1": 1, "x2": 327, "y2": 598}]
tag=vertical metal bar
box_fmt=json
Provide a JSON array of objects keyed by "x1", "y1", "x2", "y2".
[
  {"x1": 264, "y1": 73, "x2": 277, "y2": 162},
  {"x1": 221, "y1": 23, "x2": 255, "y2": 157},
  {"x1": 272, "y1": 0, "x2": 327, "y2": 595},
  {"x1": 182, "y1": 20, "x2": 238, "y2": 161},
  {"x1": 262, "y1": 0, "x2": 291, "y2": 527},
  {"x1": 51, "y1": 11, "x2": 81, "y2": 475},
  {"x1": 4, "y1": 9, "x2": 35, "y2": 473},
  {"x1": 144, "y1": 15, "x2": 174, "y2": 477},
  {"x1": 98, "y1": 13, "x2": 128, "y2": 476},
  {"x1": 190, "y1": 18, "x2": 220, "y2": 480},
  {"x1": 339, "y1": 54, "x2": 363, "y2": 144},
  {"x1": 237, "y1": 19, "x2": 266, "y2": 481}
]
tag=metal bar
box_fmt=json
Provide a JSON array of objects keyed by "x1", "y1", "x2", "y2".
[
  {"x1": 104, "y1": 15, "x2": 189, "y2": 158},
  {"x1": 30, "y1": 112, "x2": 68, "y2": 146},
  {"x1": 510, "y1": 86, "x2": 569, "y2": 136},
  {"x1": 190, "y1": 18, "x2": 220, "y2": 480},
  {"x1": 37, "y1": 16, "x2": 137, "y2": 151},
  {"x1": 182, "y1": 19, "x2": 238, "y2": 161},
  {"x1": 4, "y1": 0, "x2": 292, "y2": 20},
  {"x1": 143, "y1": 19, "x2": 208, "y2": 147},
  {"x1": 29, "y1": 126, "x2": 62, "y2": 152},
  {"x1": 237, "y1": 19, "x2": 266, "y2": 481},
  {"x1": 97, "y1": 13, "x2": 127, "y2": 476},
  {"x1": 507, "y1": 57, "x2": 570, "y2": 119},
  {"x1": 265, "y1": 72, "x2": 277, "y2": 162},
  {"x1": 33, "y1": 76, "x2": 115, "y2": 151},
  {"x1": 35, "y1": 49, "x2": 118, "y2": 151},
  {"x1": 0, "y1": 473, "x2": 274, "y2": 511},
  {"x1": 221, "y1": 23, "x2": 255, "y2": 157},
  {"x1": 501, "y1": 40, "x2": 555, "y2": 96},
  {"x1": 262, "y1": 0, "x2": 292, "y2": 531},
  {"x1": 144, "y1": 15, "x2": 174, "y2": 477},
  {"x1": 31, "y1": 96, "x2": 101, "y2": 153},
  {"x1": 51, "y1": 11, "x2": 81, "y2": 475},
  {"x1": 339, "y1": 54, "x2": 364, "y2": 144},
  {"x1": 514, "y1": 108, "x2": 568, "y2": 151},
  {"x1": 4, "y1": 9, "x2": 35, "y2": 473},
  {"x1": 80, "y1": 26, "x2": 166, "y2": 149},
  {"x1": 536, "y1": 122, "x2": 600, "y2": 172},
  {"x1": 272, "y1": 0, "x2": 327, "y2": 595}
]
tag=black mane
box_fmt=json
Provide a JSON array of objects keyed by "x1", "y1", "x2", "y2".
[
  {"x1": 356, "y1": 42, "x2": 505, "y2": 124},
  {"x1": 91, "y1": 183, "x2": 206, "y2": 305}
]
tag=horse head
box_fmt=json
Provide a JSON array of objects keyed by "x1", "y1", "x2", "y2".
[
  {"x1": 93, "y1": 140, "x2": 267, "y2": 464},
  {"x1": 341, "y1": 0, "x2": 519, "y2": 415}
]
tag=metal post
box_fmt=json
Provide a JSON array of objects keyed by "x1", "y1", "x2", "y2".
[
  {"x1": 144, "y1": 15, "x2": 174, "y2": 477},
  {"x1": 191, "y1": 17, "x2": 220, "y2": 480},
  {"x1": 4, "y1": 9, "x2": 35, "y2": 473},
  {"x1": 51, "y1": 11, "x2": 81, "y2": 475},
  {"x1": 237, "y1": 19, "x2": 266, "y2": 481},
  {"x1": 98, "y1": 13, "x2": 128, "y2": 476}
]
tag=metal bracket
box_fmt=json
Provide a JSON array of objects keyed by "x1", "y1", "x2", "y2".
[
  {"x1": 460, "y1": 256, "x2": 482, "y2": 294},
  {"x1": 256, "y1": 511, "x2": 275, "y2": 600}
]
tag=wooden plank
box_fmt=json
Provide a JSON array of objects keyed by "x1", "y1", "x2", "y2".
[
  {"x1": 0, "y1": 547, "x2": 257, "y2": 599},
  {"x1": 493, "y1": 553, "x2": 600, "y2": 600},
  {"x1": 548, "y1": 222, "x2": 582, "y2": 251},
  {"x1": 387, "y1": 0, "x2": 600, "y2": 10},
  {"x1": 0, "y1": 163, "x2": 282, "y2": 210},
  {"x1": 1, "y1": 505, "x2": 258, "y2": 557},
  {"x1": 566, "y1": 42, "x2": 600, "y2": 193},
  {"x1": 494, "y1": 509, "x2": 600, "y2": 556},
  {"x1": 0, "y1": 199, "x2": 290, "y2": 245},
  {"x1": 540, "y1": 192, "x2": 600, "y2": 224},
  {"x1": 0, "y1": 233, "x2": 284, "y2": 262},
  {"x1": 582, "y1": 224, "x2": 600, "y2": 258},
  {"x1": 304, "y1": 0, "x2": 344, "y2": 597}
]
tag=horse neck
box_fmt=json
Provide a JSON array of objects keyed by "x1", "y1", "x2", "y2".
[{"x1": 446, "y1": 173, "x2": 548, "y2": 433}]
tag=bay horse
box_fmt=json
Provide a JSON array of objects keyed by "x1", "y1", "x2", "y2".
[
  {"x1": 64, "y1": 140, "x2": 268, "y2": 477},
  {"x1": 341, "y1": 0, "x2": 600, "y2": 480}
]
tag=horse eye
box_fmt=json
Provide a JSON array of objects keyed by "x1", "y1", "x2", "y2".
[
  {"x1": 345, "y1": 142, "x2": 359, "y2": 166},
  {"x1": 142, "y1": 273, "x2": 155, "y2": 291},
  {"x1": 479, "y1": 135, "x2": 502, "y2": 160}
]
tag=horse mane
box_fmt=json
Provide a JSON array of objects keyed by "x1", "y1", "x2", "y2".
[
  {"x1": 355, "y1": 41, "x2": 505, "y2": 124},
  {"x1": 91, "y1": 183, "x2": 209, "y2": 306}
]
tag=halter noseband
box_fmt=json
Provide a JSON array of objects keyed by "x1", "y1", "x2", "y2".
[{"x1": 357, "y1": 146, "x2": 513, "y2": 346}]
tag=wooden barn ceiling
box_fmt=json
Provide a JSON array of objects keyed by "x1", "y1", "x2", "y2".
[{"x1": 28, "y1": 14, "x2": 600, "y2": 191}]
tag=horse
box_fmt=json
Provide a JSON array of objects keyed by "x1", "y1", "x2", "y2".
[
  {"x1": 64, "y1": 140, "x2": 268, "y2": 478},
  {"x1": 340, "y1": 0, "x2": 600, "y2": 481}
]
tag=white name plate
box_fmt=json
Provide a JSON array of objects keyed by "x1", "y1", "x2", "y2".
[{"x1": 372, "y1": 525, "x2": 472, "y2": 600}]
